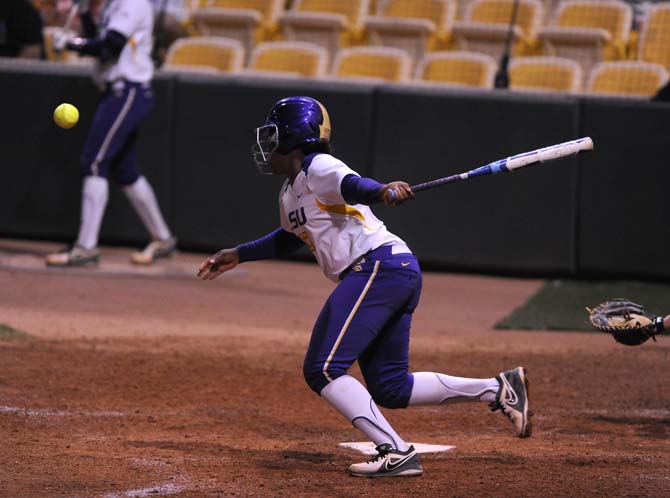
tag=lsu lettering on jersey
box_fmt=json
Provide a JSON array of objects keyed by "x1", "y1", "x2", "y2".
[
  {"x1": 96, "y1": 0, "x2": 154, "y2": 84},
  {"x1": 279, "y1": 154, "x2": 409, "y2": 282}
]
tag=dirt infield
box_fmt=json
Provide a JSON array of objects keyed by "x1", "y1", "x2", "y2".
[{"x1": 1, "y1": 240, "x2": 669, "y2": 498}]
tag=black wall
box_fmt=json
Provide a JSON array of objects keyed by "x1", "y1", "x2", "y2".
[
  {"x1": 1, "y1": 61, "x2": 669, "y2": 278},
  {"x1": 578, "y1": 98, "x2": 670, "y2": 279},
  {"x1": 170, "y1": 74, "x2": 376, "y2": 248},
  {"x1": 372, "y1": 86, "x2": 580, "y2": 274}
]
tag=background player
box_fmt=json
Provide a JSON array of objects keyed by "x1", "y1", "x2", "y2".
[
  {"x1": 197, "y1": 96, "x2": 532, "y2": 478},
  {"x1": 46, "y1": 0, "x2": 176, "y2": 267}
]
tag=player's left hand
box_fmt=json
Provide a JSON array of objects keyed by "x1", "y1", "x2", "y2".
[
  {"x1": 381, "y1": 181, "x2": 414, "y2": 207},
  {"x1": 197, "y1": 248, "x2": 239, "y2": 280},
  {"x1": 588, "y1": 298, "x2": 665, "y2": 346}
]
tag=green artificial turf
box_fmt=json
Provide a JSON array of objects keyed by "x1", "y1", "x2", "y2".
[
  {"x1": 0, "y1": 323, "x2": 29, "y2": 340},
  {"x1": 495, "y1": 279, "x2": 670, "y2": 331}
]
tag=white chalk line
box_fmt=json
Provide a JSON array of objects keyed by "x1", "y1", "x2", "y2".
[
  {"x1": 101, "y1": 482, "x2": 187, "y2": 498},
  {"x1": 0, "y1": 250, "x2": 248, "y2": 280},
  {"x1": 0, "y1": 405, "x2": 127, "y2": 417}
]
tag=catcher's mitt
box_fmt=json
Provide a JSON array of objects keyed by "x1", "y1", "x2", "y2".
[{"x1": 587, "y1": 298, "x2": 665, "y2": 346}]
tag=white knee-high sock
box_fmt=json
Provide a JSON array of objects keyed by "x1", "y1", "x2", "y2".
[
  {"x1": 409, "y1": 372, "x2": 499, "y2": 405},
  {"x1": 122, "y1": 176, "x2": 171, "y2": 240},
  {"x1": 320, "y1": 375, "x2": 409, "y2": 451},
  {"x1": 76, "y1": 176, "x2": 109, "y2": 250}
]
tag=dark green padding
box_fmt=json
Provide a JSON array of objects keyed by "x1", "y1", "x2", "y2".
[{"x1": 495, "y1": 280, "x2": 670, "y2": 331}]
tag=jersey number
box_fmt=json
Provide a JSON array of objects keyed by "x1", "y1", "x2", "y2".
[{"x1": 289, "y1": 207, "x2": 307, "y2": 229}]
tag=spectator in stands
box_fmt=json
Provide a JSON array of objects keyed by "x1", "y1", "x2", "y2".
[
  {"x1": 629, "y1": 0, "x2": 670, "y2": 30},
  {"x1": 0, "y1": 0, "x2": 45, "y2": 59}
]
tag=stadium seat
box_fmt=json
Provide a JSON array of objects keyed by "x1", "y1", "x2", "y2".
[
  {"x1": 455, "y1": 0, "x2": 474, "y2": 20},
  {"x1": 587, "y1": 60, "x2": 669, "y2": 98},
  {"x1": 189, "y1": 0, "x2": 284, "y2": 60},
  {"x1": 636, "y1": 3, "x2": 670, "y2": 70},
  {"x1": 542, "y1": 0, "x2": 562, "y2": 24},
  {"x1": 164, "y1": 36, "x2": 245, "y2": 73},
  {"x1": 331, "y1": 46, "x2": 412, "y2": 82},
  {"x1": 277, "y1": 0, "x2": 370, "y2": 60},
  {"x1": 537, "y1": 0, "x2": 632, "y2": 81},
  {"x1": 363, "y1": 0, "x2": 457, "y2": 64},
  {"x1": 509, "y1": 56, "x2": 582, "y2": 93},
  {"x1": 451, "y1": 0, "x2": 543, "y2": 60},
  {"x1": 415, "y1": 50, "x2": 495, "y2": 88},
  {"x1": 242, "y1": 41, "x2": 329, "y2": 77}
]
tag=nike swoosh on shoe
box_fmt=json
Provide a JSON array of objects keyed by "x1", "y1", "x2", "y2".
[{"x1": 384, "y1": 453, "x2": 416, "y2": 471}]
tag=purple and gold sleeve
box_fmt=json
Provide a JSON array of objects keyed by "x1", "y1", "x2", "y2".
[
  {"x1": 235, "y1": 228, "x2": 304, "y2": 262},
  {"x1": 340, "y1": 174, "x2": 384, "y2": 205}
]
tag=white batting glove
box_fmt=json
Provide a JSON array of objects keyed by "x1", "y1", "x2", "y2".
[{"x1": 53, "y1": 31, "x2": 72, "y2": 53}]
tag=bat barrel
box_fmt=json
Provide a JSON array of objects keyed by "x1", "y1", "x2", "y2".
[
  {"x1": 506, "y1": 136, "x2": 593, "y2": 171},
  {"x1": 406, "y1": 136, "x2": 594, "y2": 195}
]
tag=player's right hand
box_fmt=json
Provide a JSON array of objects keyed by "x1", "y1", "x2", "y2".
[
  {"x1": 381, "y1": 181, "x2": 414, "y2": 207},
  {"x1": 197, "y1": 248, "x2": 239, "y2": 280},
  {"x1": 64, "y1": 37, "x2": 87, "y2": 53}
]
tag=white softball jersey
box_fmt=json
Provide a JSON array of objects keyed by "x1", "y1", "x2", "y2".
[
  {"x1": 96, "y1": 0, "x2": 154, "y2": 84},
  {"x1": 279, "y1": 154, "x2": 409, "y2": 282}
]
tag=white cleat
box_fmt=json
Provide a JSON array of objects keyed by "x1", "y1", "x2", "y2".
[
  {"x1": 349, "y1": 444, "x2": 423, "y2": 478},
  {"x1": 490, "y1": 366, "x2": 533, "y2": 438},
  {"x1": 45, "y1": 245, "x2": 100, "y2": 267},
  {"x1": 130, "y1": 236, "x2": 177, "y2": 265}
]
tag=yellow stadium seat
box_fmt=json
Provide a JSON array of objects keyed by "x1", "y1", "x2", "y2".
[
  {"x1": 164, "y1": 36, "x2": 245, "y2": 73},
  {"x1": 415, "y1": 50, "x2": 495, "y2": 87},
  {"x1": 189, "y1": 0, "x2": 284, "y2": 59},
  {"x1": 637, "y1": 3, "x2": 670, "y2": 69},
  {"x1": 587, "y1": 60, "x2": 669, "y2": 98},
  {"x1": 537, "y1": 0, "x2": 632, "y2": 81},
  {"x1": 455, "y1": 0, "x2": 474, "y2": 20},
  {"x1": 542, "y1": 0, "x2": 562, "y2": 24},
  {"x1": 278, "y1": 0, "x2": 370, "y2": 60},
  {"x1": 243, "y1": 41, "x2": 329, "y2": 77},
  {"x1": 364, "y1": 0, "x2": 457, "y2": 64},
  {"x1": 451, "y1": 0, "x2": 543, "y2": 60},
  {"x1": 186, "y1": 0, "x2": 210, "y2": 8},
  {"x1": 331, "y1": 46, "x2": 412, "y2": 82},
  {"x1": 509, "y1": 55, "x2": 582, "y2": 93}
]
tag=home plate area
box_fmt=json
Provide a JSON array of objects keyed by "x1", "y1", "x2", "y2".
[{"x1": 339, "y1": 442, "x2": 455, "y2": 455}]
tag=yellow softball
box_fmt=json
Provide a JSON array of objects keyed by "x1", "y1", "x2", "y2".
[{"x1": 53, "y1": 103, "x2": 79, "y2": 129}]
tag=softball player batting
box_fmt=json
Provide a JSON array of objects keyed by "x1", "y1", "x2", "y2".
[
  {"x1": 198, "y1": 96, "x2": 532, "y2": 478},
  {"x1": 46, "y1": 0, "x2": 176, "y2": 267}
]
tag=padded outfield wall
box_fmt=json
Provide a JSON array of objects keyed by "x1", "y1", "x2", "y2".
[{"x1": 0, "y1": 61, "x2": 668, "y2": 278}]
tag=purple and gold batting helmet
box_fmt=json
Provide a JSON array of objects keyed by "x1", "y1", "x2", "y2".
[{"x1": 252, "y1": 96, "x2": 331, "y2": 174}]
